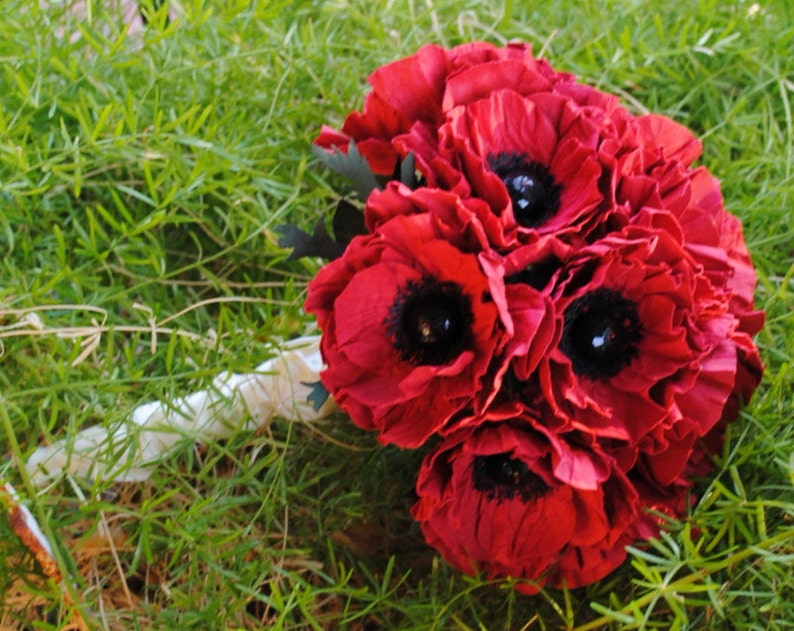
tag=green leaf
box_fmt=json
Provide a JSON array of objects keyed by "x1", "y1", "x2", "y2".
[
  {"x1": 398, "y1": 152, "x2": 418, "y2": 189},
  {"x1": 276, "y1": 219, "x2": 345, "y2": 261},
  {"x1": 332, "y1": 199, "x2": 366, "y2": 246},
  {"x1": 303, "y1": 380, "x2": 331, "y2": 412},
  {"x1": 312, "y1": 140, "x2": 381, "y2": 199}
]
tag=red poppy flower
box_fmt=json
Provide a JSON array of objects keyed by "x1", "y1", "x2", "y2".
[
  {"x1": 411, "y1": 415, "x2": 643, "y2": 593},
  {"x1": 658, "y1": 169, "x2": 760, "y2": 322},
  {"x1": 424, "y1": 89, "x2": 607, "y2": 247},
  {"x1": 305, "y1": 207, "x2": 551, "y2": 447},
  {"x1": 314, "y1": 42, "x2": 571, "y2": 177},
  {"x1": 608, "y1": 311, "x2": 764, "y2": 518},
  {"x1": 597, "y1": 114, "x2": 703, "y2": 221},
  {"x1": 364, "y1": 183, "x2": 560, "y2": 381},
  {"x1": 314, "y1": 42, "x2": 657, "y2": 253},
  {"x1": 363, "y1": 181, "x2": 494, "y2": 252},
  {"x1": 608, "y1": 116, "x2": 763, "y2": 320},
  {"x1": 605, "y1": 416, "x2": 730, "y2": 526},
  {"x1": 535, "y1": 213, "x2": 746, "y2": 449}
]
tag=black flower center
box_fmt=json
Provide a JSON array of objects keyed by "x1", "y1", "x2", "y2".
[
  {"x1": 488, "y1": 152, "x2": 562, "y2": 228},
  {"x1": 505, "y1": 256, "x2": 562, "y2": 290},
  {"x1": 472, "y1": 452, "x2": 551, "y2": 503},
  {"x1": 560, "y1": 288, "x2": 643, "y2": 380},
  {"x1": 387, "y1": 277, "x2": 473, "y2": 366}
]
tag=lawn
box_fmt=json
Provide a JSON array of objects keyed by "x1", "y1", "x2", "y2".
[{"x1": 1, "y1": 0, "x2": 793, "y2": 628}]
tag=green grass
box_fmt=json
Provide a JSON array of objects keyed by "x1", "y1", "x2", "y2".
[{"x1": 1, "y1": 0, "x2": 793, "y2": 628}]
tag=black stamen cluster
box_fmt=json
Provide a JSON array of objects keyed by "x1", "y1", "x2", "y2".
[
  {"x1": 472, "y1": 452, "x2": 551, "y2": 503},
  {"x1": 488, "y1": 152, "x2": 562, "y2": 228},
  {"x1": 505, "y1": 257, "x2": 562, "y2": 290},
  {"x1": 387, "y1": 277, "x2": 474, "y2": 366},
  {"x1": 560, "y1": 288, "x2": 644, "y2": 380}
]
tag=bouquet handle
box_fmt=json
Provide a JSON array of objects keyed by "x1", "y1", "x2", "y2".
[{"x1": 25, "y1": 335, "x2": 335, "y2": 486}]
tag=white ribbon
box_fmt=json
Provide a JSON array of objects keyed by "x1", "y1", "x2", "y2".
[{"x1": 25, "y1": 335, "x2": 335, "y2": 486}]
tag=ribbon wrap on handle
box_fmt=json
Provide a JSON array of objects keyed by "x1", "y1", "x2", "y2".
[{"x1": 26, "y1": 335, "x2": 335, "y2": 486}]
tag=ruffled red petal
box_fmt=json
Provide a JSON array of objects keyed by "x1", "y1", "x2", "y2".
[{"x1": 412, "y1": 417, "x2": 643, "y2": 591}]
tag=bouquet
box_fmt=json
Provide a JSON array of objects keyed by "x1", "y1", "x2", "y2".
[
  {"x1": 19, "y1": 40, "x2": 765, "y2": 598},
  {"x1": 280, "y1": 42, "x2": 765, "y2": 592}
]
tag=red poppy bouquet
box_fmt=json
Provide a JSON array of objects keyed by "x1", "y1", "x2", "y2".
[{"x1": 279, "y1": 42, "x2": 765, "y2": 593}]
